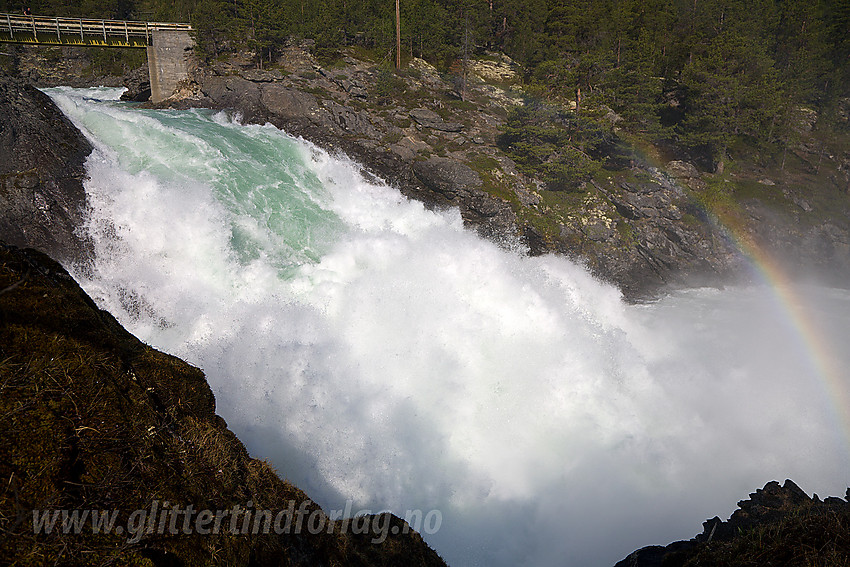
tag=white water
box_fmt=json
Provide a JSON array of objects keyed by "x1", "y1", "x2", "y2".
[{"x1": 48, "y1": 87, "x2": 850, "y2": 566}]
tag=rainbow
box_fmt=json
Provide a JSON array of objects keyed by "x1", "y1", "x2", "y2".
[{"x1": 701, "y1": 197, "x2": 850, "y2": 465}]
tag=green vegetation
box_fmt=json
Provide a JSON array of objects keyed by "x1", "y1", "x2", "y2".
[
  {"x1": 5, "y1": 0, "x2": 848, "y2": 171},
  {"x1": 373, "y1": 68, "x2": 407, "y2": 99},
  {"x1": 498, "y1": 101, "x2": 608, "y2": 190},
  {"x1": 466, "y1": 153, "x2": 519, "y2": 205},
  {"x1": 82, "y1": 47, "x2": 147, "y2": 77}
]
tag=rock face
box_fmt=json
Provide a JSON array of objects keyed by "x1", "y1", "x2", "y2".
[
  {"x1": 0, "y1": 244, "x2": 447, "y2": 567},
  {"x1": 1, "y1": 44, "x2": 127, "y2": 88},
  {"x1": 153, "y1": 45, "x2": 850, "y2": 298},
  {"x1": 155, "y1": 51, "x2": 744, "y2": 297},
  {"x1": 413, "y1": 156, "x2": 482, "y2": 196},
  {"x1": 0, "y1": 73, "x2": 93, "y2": 266},
  {"x1": 409, "y1": 108, "x2": 464, "y2": 132},
  {"x1": 616, "y1": 479, "x2": 850, "y2": 567},
  {"x1": 570, "y1": 170, "x2": 742, "y2": 297},
  {"x1": 120, "y1": 65, "x2": 151, "y2": 102}
]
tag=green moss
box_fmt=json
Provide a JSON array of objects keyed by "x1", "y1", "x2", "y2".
[
  {"x1": 616, "y1": 219, "x2": 637, "y2": 243},
  {"x1": 465, "y1": 154, "x2": 515, "y2": 203},
  {"x1": 521, "y1": 189, "x2": 590, "y2": 243},
  {"x1": 447, "y1": 99, "x2": 477, "y2": 112},
  {"x1": 383, "y1": 131, "x2": 404, "y2": 145},
  {"x1": 301, "y1": 85, "x2": 330, "y2": 98},
  {"x1": 468, "y1": 154, "x2": 500, "y2": 172}
]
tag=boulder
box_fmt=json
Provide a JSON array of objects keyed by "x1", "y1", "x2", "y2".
[
  {"x1": 409, "y1": 108, "x2": 464, "y2": 132},
  {"x1": 412, "y1": 156, "x2": 482, "y2": 198},
  {"x1": 666, "y1": 160, "x2": 700, "y2": 180},
  {"x1": 120, "y1": 66, "x2": 151, "y2": 102},
  {"x1": 324, "y1": 100, "x2": 381, "y2": 137},
  {"x1": 0, "y1": 73, "x2": 93, "y2": 265}
]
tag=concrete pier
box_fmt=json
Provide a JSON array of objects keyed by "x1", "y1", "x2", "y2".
[
  {"x1": 1, "y1": 13, "x2": 193, "y2": 102},
  {"x1": 147, "y1": 29, "x2": 193, "y2": 103}
]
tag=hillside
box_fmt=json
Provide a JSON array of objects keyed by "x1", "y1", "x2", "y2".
[{"x1": 156, "y1": 42, "x2": 850, "y2": 298}]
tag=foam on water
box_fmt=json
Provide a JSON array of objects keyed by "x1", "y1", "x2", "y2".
[{"x1": 47, "y1": 87, "x2": 850, "y2": 566}]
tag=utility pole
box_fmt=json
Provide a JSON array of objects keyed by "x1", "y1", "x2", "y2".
[
  {"x1": 396, "y1": 0, "x2": 401, "y2": 70},
  {"x1": 462, "y1": 12, "x2": 468, "y2": 101}
]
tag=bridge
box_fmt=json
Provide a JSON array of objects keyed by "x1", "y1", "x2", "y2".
[{"x1": 1, "y1": 12, "x2": 194, "y2": 102}]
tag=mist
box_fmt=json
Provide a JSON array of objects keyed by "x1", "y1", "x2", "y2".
[{"x1": 48, "y1": 87, "x2": 850, "y2": 566}]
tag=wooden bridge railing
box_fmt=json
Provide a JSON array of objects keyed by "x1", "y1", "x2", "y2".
[{"x1": 1, "y1": 12, "x2": 191, "y2": 48}]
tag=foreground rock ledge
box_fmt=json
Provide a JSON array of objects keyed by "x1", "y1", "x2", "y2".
[
  {"x1": 616, "y1": 479, "x2": 850, "y2": 567},
  {"x1": 0, "y1": 244, "x2": 447, "y2": 567}
]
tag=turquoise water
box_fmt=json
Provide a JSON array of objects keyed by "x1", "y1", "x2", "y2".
[
  {"x1": 48, "y1": 87, "x2": 341, "y2": 274},
  {"x1": 46, "y1": 87, "x2": 850, "y2": 567}
]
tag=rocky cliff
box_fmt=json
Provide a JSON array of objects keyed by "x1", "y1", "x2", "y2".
[
  {"x1": 0, "y1": 243, "x2": 447, "y2": 566},
  {"x1": 1, "y1": 43, "x2": 138, "y2": 89},
  {"x1": 0, "y1": 72, "x2": 93, "y2": 266}
]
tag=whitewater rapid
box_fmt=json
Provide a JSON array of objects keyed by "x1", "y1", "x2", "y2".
[{"x1": 47, "y1": 87, "x2": 850, "y2": 566}]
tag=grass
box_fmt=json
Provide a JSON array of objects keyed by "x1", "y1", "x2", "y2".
[
  {"x1": 670, "y1": 504, "x2": 850, "y2": 566},
  {"x1": 466, "y1": 154, "x2": 518, "y2": 204},
  {"x1": 383, "y1": 131, "x2": 404, "y2": 145}
]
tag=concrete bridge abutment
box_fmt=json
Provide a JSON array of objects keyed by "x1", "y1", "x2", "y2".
[{"x1": 146, "y1": 29, "x2": 193, "y2": 103}]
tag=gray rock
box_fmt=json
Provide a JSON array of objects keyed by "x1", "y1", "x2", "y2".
[
  {"x1": 584, "y1": 222, "x2": 616, "y2": 241},
  {"x1": 323, "y1": 100, "x2": 381, "y2": 137},
  {"x1": 389, "y1": 143, "x2": 416, "y2": 160},
  {"x1": 199, "y1": 76, "x2": 265, "y2": 122},
  {"x1": 349, "y1": 87, "x2": 369, "y2": 99},
  {"x1": 409, "y1": 108, "x2": 464, "y2": 132},
  {"x1": 120, "y1": 66, "x2": 151, "y2": 102},
  {"x1": 240, "y1": 68, "x2": 284, "y2": 82},
  {"x1": 666, "y1": 160, "x2": 700, "y2": 179},
  {"x1": 412, "y1": 157, "x2": 482, "y2": 198},
  {"x1": 0, "y1": 74, "x2": 93, "y2": 265},
  {"x1": 409, "y1": 108, "x2": 441, "y2": 123},
  {"x1": 259, "y1": 84, "x2": 337, "y2": 131}
]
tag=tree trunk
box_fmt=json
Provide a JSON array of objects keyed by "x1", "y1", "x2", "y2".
[
  {"x1": 395, "y1": 0, "x2": 401, "y2": 70},
  {"x1": 462, "y1": 13, "x2": 469, "y2": 101},
  {"x1": 616, "y1": 38, "x2": 621, "y2": 68}
]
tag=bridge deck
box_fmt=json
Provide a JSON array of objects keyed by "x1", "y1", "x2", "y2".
[{"x1": 1, "y1": 13, "x2": 191, "y2": 48}]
